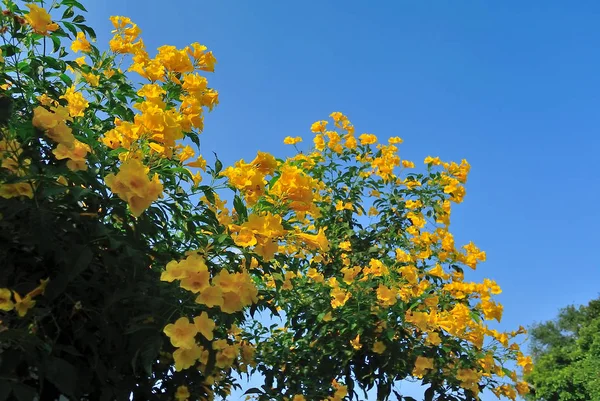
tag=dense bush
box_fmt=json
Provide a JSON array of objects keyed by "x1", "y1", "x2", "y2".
[{"x1": 0, "y1": 1, "x2": 530, "y2": 400}]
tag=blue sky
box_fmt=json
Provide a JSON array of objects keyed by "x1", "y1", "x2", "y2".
[{"x1": 84, "y1": 1, "x2": 600, "y2": 399}]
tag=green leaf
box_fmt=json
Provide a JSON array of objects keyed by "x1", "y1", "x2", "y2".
[
  {"x1": 45, "y1": 246, "x2": 93, "y2": 300},
  {"x1": 55, "y1": 344, "x2": 83, "y2": 357},
  {"x1": 59, "y1": 73, "x2": 73, "y2": 86},
  {"x1": 62, "y1": 21, "x2": 78, "y2": 38},
  {"x1": 11, "y1": 384, "x2": 36, "y2": 401},
  {"x1": 188, "y1": 132, "x2": 201, "y2": 149},
  {"x1": 424, "y1": 386, "x2": 434, "y2": 401},
  {"x1": 268, "y1": 174, "x2": 280, "y2": 188},
  {"x1": 76, "y1": 24, "x2": 96, "y2": 40},
  {"x1": 42, "y1": 184, "x2": 70, "y2": 197},
  {"x1": 233, "y1": 195, "x2": 248, "y2": 219},
  {"x1": 73, "y1": 15, "x2": 86, "y2": 23},
  {"x1": 46, "y1": 357, "x2": 78, "y2": 396},
  {"x1": 50, "y1": 35, "x2": 62, "y2": 53},
  {"x1": 133, "y1": 335, "x2": 162, "y2": 376},
  {"x1": 202, "y1": 187, "x2": 216, "y2": 205},
  {"x1": 62, "y1": 6, "x2": 74, "y2": 19},
  {"x1": 0, "y1": 381, "x2": 10, "y2": 401},
  {"x1": 1, "y1": 44, "x2": 19, "y2": 57},
  {"x1": 213, "y1": 152, "x2": 223, "y2": 175},
  {"x1": 41, "y1": 56, "x2": 64, "y2": 71},
  {"x1": 216, "y1": 233, "x2": 229, "y2": 244},
  {"x1": 62, "y1": 0, "x2": 87, "y2": 12}
]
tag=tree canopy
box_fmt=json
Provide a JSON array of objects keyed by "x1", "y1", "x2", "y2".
[{"x1": 526, "y1": 297, "x2": 600, "y2": 401}]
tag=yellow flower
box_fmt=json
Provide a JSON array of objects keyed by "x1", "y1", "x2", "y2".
[
  {"x1": 13, "y1": 292, "x2": 35, "y2": 317},
  {"x1": 156, "y1": 45, "x2": 194, "y2": 73},
  {"x1": 480, "y1": 298, "x2": 503, "y2": 322},
  {"x1": 307, "y1": 268, "x2": 324, "y2": 283},
  {"x1": 0, "y1": 182, "x2": 34, "y2": 199},
  {"x1": 516, "y1": 355, "x2": 533, "y2": 375},
  {"x1": 270, "y1": 164, "x2": 319, "y2": 212},
  {"x1": 186, "y1": 155, "x2": 207, "y2": 170},
  {"x1": 372, "y1": 341, "x2": 386, "y2": 354},
  {"x1": 283, "y1": 136, "x2": 302, "y2": 145},
  {"x1": 0, "y1": 288, "x2": 14, "y2": 311},
  {"x1": 71, "y1": 32, "x2": 91, "y2": 53},
  {"x1": 56, "y1": 175, "x2": 69, "y2": 187},
  {"x1": 335, "y1": 201, "x2": 353, "y2": 211},
  {"x1": 388, "y1": 136, "x2": 403, "y2": 144},
  {"x1": 52, "y1": 140, "x2": 90, "y2": 172},
  {"x1": 296, "y1": 228, "x2": 329, "y2": 252},
  {"x1": 32, "y1": 106, "x2": 60, "y2": 131},
  {"x1": 426, "y1": 332, "x2": 441, "y2": 346},
  {"x1": 24, "y1": 4, "x2": 58, "y2": 35},
  {"x1": 515, "y1": 381, "x2": 530, "y2": 395},
  {"x1": 412, "y1": 356, "x2": 434, "y2": 378},
  {"x1": 82, "y1": 72, "x2": 99, "y2": 87},
  {"x1": 212, "y1": 269, "x2": 258, "y2": 313},
  {"x1": 60, "y1": 86, "x2": 89, "y2": 118},
  {"x1": 344, "y1": 133, "x2": 357, "y2": 149},
  {"x1": 399, "y1": 265, "x2": 418, "y2": 285},
  {"x1": 215, "y1": 343, "x2": 238, "y2": 368},
  {"x1": 179, "y1": 268, "x2": 210, "y2": 294},
  {"x1": 163, "y1": 317, "x2": 198, "y2": 349},
  {"x1": 427, "y1": 264, "x2": 450, "y2": 280},
  {"x1": 424, "y1": 156, "x2": 442, "y2": 165},
  {"x1": 359, "y1": 133, "x2": 377, "y2": 145},
  {"x1": 350, "y1": 334, "x2": 361, "y2": 350},
  {"x1": 339, "y1": 241, "x2": 351, "y2": 251},
  {"x1": 456, "y1": 369, "x2": 481, "y2": 395},
  {"x1": 376, "y1": 284, "x2": 397, "y2": 307},
  {"x1": 182, "y1": 73, "x2": 208, "y2": 95},
  {"x1": 175, "y1": 385, "x2": 190, "y2": 401},
  {"x1": 160, "y1": 260, "x2": 188, "y2": 282},
  {"x1": 190, "y1": 171, "x2": 202, "y2": 187},
  {"x1": 330, "y1": 111, "x2": 345, "y2": 123},
  {"x1": 195, "y1": 285, "x2": 223, "y2": 308},
  {"x1": 173, "y1": 344, "x2": 204, "y2": 371},
  {"x1": 231, "y1": 227, "x2": 258, "y2": 247},
  {"x1": 321, "y1": 311, "x2": 333, "y2": 322},
  {"x1": 251, "y1": 151, "x2": 278, "y2": 175},
  {"x1": 27, "y1": 278, "x2": 50, "y2": 298},
  {"x1": 330, "y1": 287, "x2": 351, "y2": 308},
  {"x1": 341, "y1": 266, "x2": 361, "y2": 284},
  {"x1": 313, "y1": 134, "x2": 325, "y2": 151},
  {"x1": 364, "y1": 259, "x2": 389, "y2": 277},
  {"x1": 193, "y1": 312, "x2": 215, "y2": 341},
  {"x1": 104, "y1": 159, "x2": 163, "y2": 217},
  {"x1": 310, "y1": 120, "x2": 327, "y2": 133}
]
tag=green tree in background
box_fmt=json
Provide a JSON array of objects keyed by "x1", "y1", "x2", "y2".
[{"x1": 526, "y1": 297, "x2": 600, "y2": 401}]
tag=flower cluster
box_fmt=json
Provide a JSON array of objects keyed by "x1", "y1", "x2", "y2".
[
  {"x1": 160, "y1": 252, "x2": 258, "y2": 379},
  {"x1": 240, "y1": 112, "x2": 531, "y2": 401},
  {"x1": 0, "y1": 138, "x2": 33, "y2": 198},
  {"x1": 100, "y1": 16, "x2": 218, "y2": 215},
  {"x1": 0, "y1": 279, "x2": 49, "y2": 317},
  {"x1": 33, "y1": 95, "x2": 90, "y2": 171}
]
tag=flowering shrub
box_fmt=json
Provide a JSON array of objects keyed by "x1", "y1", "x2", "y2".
[{"x1": 0, "y1": 1, "x2": 531, "y2": 400}]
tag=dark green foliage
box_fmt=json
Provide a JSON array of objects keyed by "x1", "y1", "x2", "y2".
[{"x1": 526, "y1": 297, "x2": 600, "y2": 401}]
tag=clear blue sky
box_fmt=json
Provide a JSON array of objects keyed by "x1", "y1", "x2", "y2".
[{"x1": 85, "y1": 1, "x2": 600, "y2": 399}]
